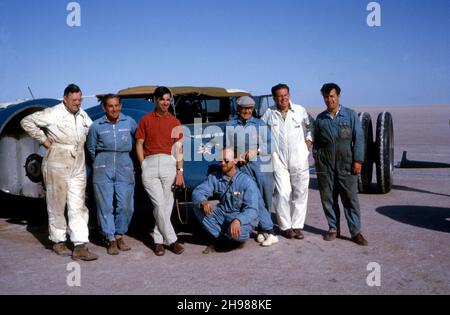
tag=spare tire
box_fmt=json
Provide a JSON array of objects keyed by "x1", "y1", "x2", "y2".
[
  {"x1": 357, "y1": 112, "x2": 374, "y2": 193},
  {"x1": 375, "y1": 112, "x2": 394, "y2": 193}
]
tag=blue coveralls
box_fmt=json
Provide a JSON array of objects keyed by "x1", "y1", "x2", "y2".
[
  {"x1": 313, "y1": 106, "x2": 364, "y2": 236},
  {"x1": 225, "y1": 117, "x2": 274, "y2": 232},
  {"x1": 86, "y1": 114, "x2": 137, "y2": 241},
  {"x1": 192, "y1": 170, "x2": 259, "y2": 242}
]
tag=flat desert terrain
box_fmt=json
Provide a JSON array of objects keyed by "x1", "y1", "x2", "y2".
[{"x1": 0, "y1": 105, "x2": 449, "y2": 295}]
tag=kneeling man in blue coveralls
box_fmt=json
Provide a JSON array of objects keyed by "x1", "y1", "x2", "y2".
[{"x1": 192, "y1": 146, "x2": 259, "y2": 253}]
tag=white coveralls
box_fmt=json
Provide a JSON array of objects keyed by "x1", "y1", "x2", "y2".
[
  {"x1": 261, "y1": 101, "x2": 313, "y2": 231},
  {"x1": 21, "y1": 103, "x2": 92, "y2": 244}
]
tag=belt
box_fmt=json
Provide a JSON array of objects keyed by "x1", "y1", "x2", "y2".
[{"x1": 51, "y1": 143, "x2": 83, "y2": 158}]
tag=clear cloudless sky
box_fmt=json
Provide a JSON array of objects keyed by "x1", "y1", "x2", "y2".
[{"x1": 0, "y1": 0, "x2": 449, "y2": 108}]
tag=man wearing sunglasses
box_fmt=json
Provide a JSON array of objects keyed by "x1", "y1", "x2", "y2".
[{"x1": 192, "y1": 146, "x2": 259, "y2": 253}]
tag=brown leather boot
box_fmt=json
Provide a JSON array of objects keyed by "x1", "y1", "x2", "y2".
[
  {"x1": 72, "y1": 244, "x2": 99, "y2": 261},
  {"x1": 52, "y1": 242, "x2": 71, "y2": 256},
  {"x1": 351, "y1": 233, "x2": 368, "y2": 246},
  {"x1": 107, "y1": 240, "x2": 119, "y2": 255},
  {"x1": 116, "y1": 237, "x2": 131, "y2": 251},
  {"x1": 169, "y1": 242, "x2": 184, "y2": 255}
]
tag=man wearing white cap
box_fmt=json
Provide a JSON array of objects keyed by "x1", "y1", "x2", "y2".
[
  {"x1": 225, "y1": 96, "x2": 278, "y2": 246},
  {"x1": 261, "y1": 84, "x2": 313, "y2": 239}
]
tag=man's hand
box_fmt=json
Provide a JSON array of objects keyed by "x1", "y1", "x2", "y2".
[
  {"x1": 305, "y1": 140, "x2": 313, "y2": 150},
  {"x1": 201, "y1": 200, "x2": 213, "y2": 216},
  {"x1": 43, "y1": 139, "x2": 52, "y2": 149},
  {"x1": 352, "y1": 161, "x2": 362, "y2": 175},
  {"x1": 175, "y1": 171, "x2": 185, "y2": 187},
  {"x1": 229, "y1": 219, "x2": 241, "y2": 240}
]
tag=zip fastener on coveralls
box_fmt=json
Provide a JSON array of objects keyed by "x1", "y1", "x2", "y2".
[
  {"x1": 113, "y1": 124, "x2": 117, "y2": 179},
  {"x1": 72, "y1": 114, "x2": 80, "y2": 158}
]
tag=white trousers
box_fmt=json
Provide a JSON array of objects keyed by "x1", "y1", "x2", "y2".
[
  {"x1": 42, "y1": 144, "x2": 89, "y2": 244},
  {"x1": 141, "y1": 154, "x2": 177, "y2": 245},
  {"x1": 272, "y1": 154, "x2": 309, "y2": 231}
]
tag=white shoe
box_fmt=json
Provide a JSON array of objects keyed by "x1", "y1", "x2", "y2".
[
  {"x1": 261, "y1": 234, "x2": 279, "y2": 247},
  {"x1": 256, "y1": 233, "x2": 265, "y2": 243}
]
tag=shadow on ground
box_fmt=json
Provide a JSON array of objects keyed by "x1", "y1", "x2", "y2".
[{"x1": 376, "y1": 205, "x2": 450, "y2": 233}]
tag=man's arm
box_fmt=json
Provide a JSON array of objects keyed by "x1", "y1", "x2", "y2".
[
  {"x1": 85, "y1": 125, "x2": 98, "y2": 163},
  {"x1": 135, "y1": 139, "x2": 145, "y2": 165},
  {"x1": 192, "y1": 175, "x2": 217, "y2": 216},
  {"x1": 235, "y1": 178, "x2": 258, "y2": 226},
  {"x1": 302, "y1": 108, "x2": 314, "y2": 149},
  {"x1": 174, "y1": 140, "x2": 185, "y2": 187},
  {"x1": 20, "y1": 109, "x2": 53, "y2": 148},
  {"x1": 352, "y1": 110, "x2": 364, "y2": 175},
  {"x1": 257, "y1": 119, "x2": 271, "y2": 156}
]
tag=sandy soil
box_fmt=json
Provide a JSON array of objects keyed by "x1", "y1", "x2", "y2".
[{"x1": 0, "y1": 105, "x2": 449, "y2": 295}]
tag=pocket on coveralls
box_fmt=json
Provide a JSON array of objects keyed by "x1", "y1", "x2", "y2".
[{"x1": 338, "y1": 122, "x2": 352, "y2": 139}]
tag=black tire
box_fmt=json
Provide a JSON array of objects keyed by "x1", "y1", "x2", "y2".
[
  {"x1": 375, "y1": 112, "x2": 394, "y2": 193},
  {"x1": 357, "y1": 112, "x2": 374, "y2": 193}
]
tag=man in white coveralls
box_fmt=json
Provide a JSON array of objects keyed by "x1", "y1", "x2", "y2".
[
  {"x1": 261, "y1": 83, "x2": 313, "y2": 240},
  {"x1": 21, "y1": 84, "x2": 98, "y2": 261}
]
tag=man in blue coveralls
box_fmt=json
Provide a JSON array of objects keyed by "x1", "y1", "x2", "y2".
[
  {"x1": 86, "y1": 94, "x2": 137, "y2": 254},
  {"x1": 192, "y1": 146, "x2": 259, "y2": 253},
  {"x1": 225, "y1": 96, "x2": 278, "y2": 247},
  {"x1": 313, "y1": 83, "x2": 368, "y2": 246}
]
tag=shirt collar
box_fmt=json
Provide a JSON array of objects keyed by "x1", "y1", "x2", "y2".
[
  {"x1": 237, "y1": 116, "x2": 256, "y2": 125},
  {"x1": 275, "y1": 100, "x2": 294, "y2": 115},
  {"x1": 221, "y1": 169, "x2": 241, "y2": 181},
  {"x1": 62, "y1": 102, "x2": 80, "y2": 117},
  {"x1": 326, "y1": 105, "x2": 342, "y2": 119},
  {"x1": 152, "y1": 110, "x2": 171, "y2": 118},
  {"x1": 100, "y1": 114, "x2": 125, "y2": 124}
]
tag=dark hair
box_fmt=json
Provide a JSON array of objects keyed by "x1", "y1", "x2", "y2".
[
  {"x1": 64, "y1": 83, "x2": 82, "y2": 96},
  {"x1": 102, "y1": 93, "x2": 120, "y2": 106},
  {"x1": 271, "y1": 83, "x2": 290, "y2": 96},
  {"x1": 154, "y1": 86, "x2": 172, "y2": 99},
  {"x1": 320, "y1": 83, "x2": 341, "y2": 96}
]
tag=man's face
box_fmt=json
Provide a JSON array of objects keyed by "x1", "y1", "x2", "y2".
[
  {"x1": 323, "y1": 89, "x2": 340, "y2": 112},
  {"x1": 220, "y1": 149, "x2": 236, "y2": 173},
  {"x1": 154, "y1": 93, "x2": 171, "y2": 114},
  {"x1": 237, "y1": 106, "x2": 254, "y2": 122},
  {"x1": 103, "y1": 97, "x2": 121, "y2": 122},
  {"x1": 273, "y1": 88, "x2": 290, "y2": 110},
  {"x1": 63, "y1": 92, "x2": 82, "y2": 114}
]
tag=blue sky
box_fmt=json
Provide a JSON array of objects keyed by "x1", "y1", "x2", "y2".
[{"x1": 1, "y1": 0, "x2": 449, "y2": 107}]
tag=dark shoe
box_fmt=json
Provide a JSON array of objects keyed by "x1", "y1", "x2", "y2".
[
  {"x1": 169, "y1": 242, "x2": 185, "y2": 255},
  {"x1": 202, "y1": 244, "x2": 216, "y2": 254},
  {"x1": 351, "y1": 233, "x2": 368, "y2": 246},
  {"x1": 292, "y1": 229, "x2": 304, "y2": 240},
  {"x1": 107, "y1": 240, "x2": 119, "y2": 255},
  {"x1": 323, "y1": 229, "x2": 338, "y2": 241},
  {"x1": 52, "y1": 242, "x2": 71, "y2": 256},
  {"x1": 283, "y1": 229, "x2": 296, "y2": 239},
  {"x1": 154, "y1": 244, "x2": 165, "y2": 256},
  {"x1": 72, "y1": 244, "x2": 98, "y2": 261},
  {"x1": 116, "y1": 237, "x2": 131, "y2": 251}
]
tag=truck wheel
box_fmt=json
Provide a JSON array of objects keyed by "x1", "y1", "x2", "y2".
[
  {"x1": 375, "y1": 112, "x2": 394, "y2": 193},
  {"x1": 357, "y1": 112, "x2": 373, "y2": 193}
]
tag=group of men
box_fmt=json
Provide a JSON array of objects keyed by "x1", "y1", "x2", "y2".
[{"x1": 20, "y1": 82, "x2": 367, "y2": 261}]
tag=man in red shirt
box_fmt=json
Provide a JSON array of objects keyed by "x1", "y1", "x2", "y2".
[{"x1": 136, "y1": 86, "x2": 185, "y2": 256}]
